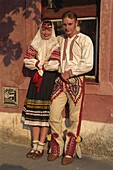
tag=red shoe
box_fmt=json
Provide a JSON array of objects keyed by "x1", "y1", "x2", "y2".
[
  {"x1": 26, "y1": 149, "x2": 36, "y2": 158},
  {"x1": 62, "y1": 156, "x2": 73, "y2": 165},
  {"x1": 47, "y1": 153, "x2": 59, "y2": 161},
  {"x1": 32, "y1": 150, "x2": 44, "y2": 159}
]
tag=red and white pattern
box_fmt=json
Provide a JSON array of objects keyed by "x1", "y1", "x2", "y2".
[{"x1": 51, "y1": 76, "x2": 85, "y2": 106}]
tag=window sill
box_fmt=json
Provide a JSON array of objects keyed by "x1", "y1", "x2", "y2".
[{"x1": 85, "y1": 75, "x2": 99, "y2": 84}]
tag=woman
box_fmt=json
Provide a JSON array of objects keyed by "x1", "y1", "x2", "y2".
[{"x1": 21, "y1": 19, "x2": 60, "y2": 159}]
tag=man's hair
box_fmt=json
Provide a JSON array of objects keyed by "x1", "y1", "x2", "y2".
[{"x1": 62, "y1": 11, "x2": 78, "y2": 21}]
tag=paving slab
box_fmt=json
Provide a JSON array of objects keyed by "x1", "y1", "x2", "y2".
[{"x1": 0, "y1": 143, "x2": 113, "y2": 170}]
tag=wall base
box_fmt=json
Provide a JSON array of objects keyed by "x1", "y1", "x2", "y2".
[{"x1": 0, "y1": 112, "x2": 113, "y2": 158}]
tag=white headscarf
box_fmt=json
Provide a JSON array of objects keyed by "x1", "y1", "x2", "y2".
[{"x1": 31, "y1": 20, "x2": 59, "y2": 62}]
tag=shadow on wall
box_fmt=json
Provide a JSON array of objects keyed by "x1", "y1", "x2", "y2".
[{"x1": 0, "y1": 0, "x2": 41, "y2": 67}]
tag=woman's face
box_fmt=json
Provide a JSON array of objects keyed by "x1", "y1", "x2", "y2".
[{"x1": 41, "y1": 23, "x2": 52, "y2": 40}]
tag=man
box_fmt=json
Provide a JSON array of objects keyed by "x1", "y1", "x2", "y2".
[{"x1": 48, "y1": 11, "x2": 94, "y2": 165}]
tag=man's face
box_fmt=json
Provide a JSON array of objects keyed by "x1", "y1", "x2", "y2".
[{"x1": 62, "y1": 17, "x2": 78, "y2": 38}]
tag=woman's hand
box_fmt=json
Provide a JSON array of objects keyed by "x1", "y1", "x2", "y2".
[{"x1": 44, "y1": 60, "x2": 49, "y2": 65}]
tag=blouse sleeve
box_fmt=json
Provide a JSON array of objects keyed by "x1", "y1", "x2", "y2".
[
  {"x1": 24, "y1": 45, "x2": 36, "y2": 59},
  {"x1": 23, "y1": 45, "x2": 38, "y2": 70},
  {"x1": 44, "y1": 47, "x2": 60, "y2": 71}
]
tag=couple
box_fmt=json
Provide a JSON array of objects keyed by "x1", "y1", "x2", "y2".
[{"x1": 22, "y1": 11, "x2": 94, "y2": 165}]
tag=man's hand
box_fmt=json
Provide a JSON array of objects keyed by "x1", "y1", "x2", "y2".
[{"x1": 61, "y1": 71, "x2": 70, "y2": 82}]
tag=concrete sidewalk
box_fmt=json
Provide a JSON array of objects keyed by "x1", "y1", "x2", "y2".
[{"x1": 0, "y1": 143, "x2": 113, "y2": 170}]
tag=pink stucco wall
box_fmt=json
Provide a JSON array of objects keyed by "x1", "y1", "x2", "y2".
[
  {"x1": 0, "y1": 1, "x2": 41, "y2": 112},
  {"x1": 83, "y1": 0, "x2": 113, "y2": 123}
]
